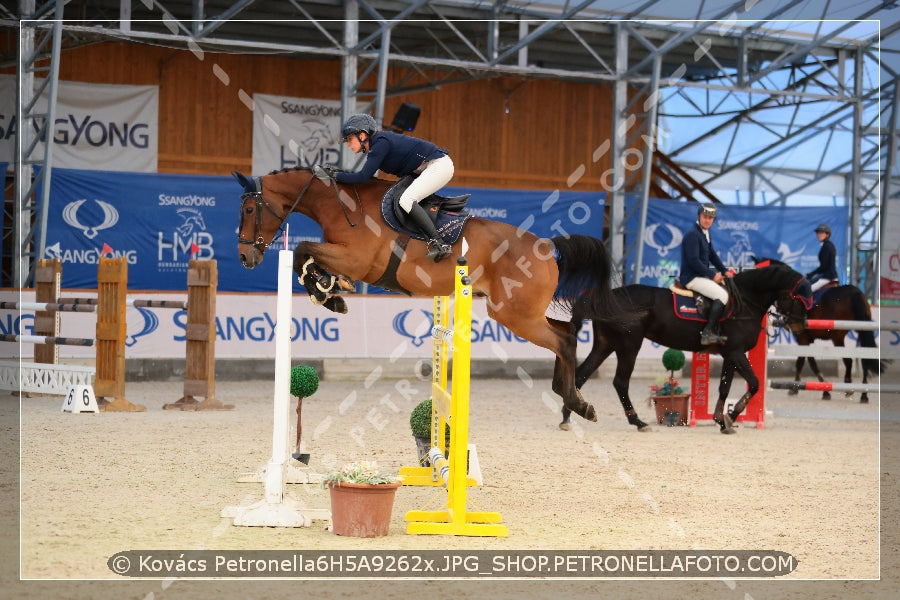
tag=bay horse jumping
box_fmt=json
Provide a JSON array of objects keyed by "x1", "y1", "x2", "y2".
[
  {"x1": 234, "y1": 167, "x2": 617, "y2": 423},
  {"x1": 774, "y1": 282, "x2": 882, "y2": 403},
  {"x1": 561, "y1": 262, "x2": 812, "y2": 434}
]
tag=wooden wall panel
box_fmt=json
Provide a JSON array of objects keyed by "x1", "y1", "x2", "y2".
[{"x1": 44, "y1": 41, "x2": 638, "y2": 192}]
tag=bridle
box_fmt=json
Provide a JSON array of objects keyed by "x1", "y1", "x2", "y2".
[
  {"x1": 725, "y1": 271, "x2": 812, "y2": 335},
  {"x1": 237, "y1": 174, "x2": 316, "y2": 253}
]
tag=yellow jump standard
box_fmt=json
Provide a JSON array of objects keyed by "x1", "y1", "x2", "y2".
[{"x1": 401, "y1": 256, "x2": 507, "y2": 537}]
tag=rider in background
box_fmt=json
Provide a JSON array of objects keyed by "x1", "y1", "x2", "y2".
[
  {"x1": 334, "y1": 113, "x2": 453, "y2": 262},
  {"x1": 679, "y1": 202, "x2": 734, "y2": 345},
  {"x1": 805, "y1": 223, "x2": 839, "y2": 292}
]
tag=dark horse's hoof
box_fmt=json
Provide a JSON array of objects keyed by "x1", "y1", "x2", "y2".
[
  {"x1": 323, "y1": 296, "x2": 348, "y2": 314},
  {"x1": 558, "y1": 421, "x2": 571, "y2": 431},
  {"x1": 719, "y1": 413, "x2": 737, "y2": 434},
  {"x1": 583, "y1": 404, "x2": 597, "y2": 422}
]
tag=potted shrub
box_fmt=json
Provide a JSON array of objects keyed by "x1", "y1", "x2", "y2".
[
  {"x1": 409, "y1": 398, "x2": 450, "y2": 466},
  {"x1": 650, "y1": 348, "x2": 690, "y2": 426},
  {"x1": 321, "y1": 460, "x2": 402, "y2": 537}
]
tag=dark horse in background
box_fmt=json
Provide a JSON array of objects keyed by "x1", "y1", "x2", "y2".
[
  {"x1": 233, "y1": 166, "x2": 619, "y2": 424},
  {"x1": 561, "y1": 263, "x2": 812, "y2": 434},
  {"x1": 773, "y1": 280, "x2": 883, "y2": 404}
]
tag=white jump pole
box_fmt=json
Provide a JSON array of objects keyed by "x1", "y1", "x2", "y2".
[{"x1": 221, "y1": 249, "x2": 330, "y2": 527}]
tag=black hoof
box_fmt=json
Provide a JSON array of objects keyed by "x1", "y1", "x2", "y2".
[
  {"x1": 323, "y1": 296, "x2": 348, "y2": 314},
  {"x1": 291, "y1": 452, "x2": 310, "y2": 465},
  {"x1": 720, "y1": 413, "x2": 736, "y2": 434},
  {"x1": 558, "y1": 421, "x2": 571, "y2": 431}
]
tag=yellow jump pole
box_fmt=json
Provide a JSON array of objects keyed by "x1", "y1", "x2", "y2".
[{"x1": 405, "y1": 256, "x2": 507, "y2": 537}]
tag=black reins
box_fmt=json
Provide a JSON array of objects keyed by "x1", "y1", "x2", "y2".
[{"x1": 238, "y1": 170, "x2": 361, "y2": 253}]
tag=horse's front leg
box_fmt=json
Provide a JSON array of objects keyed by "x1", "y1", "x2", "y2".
[
  {"x1": 294, "y1": 243, "x2": 358, "y2": 314},
  {"x1": 720, "y1": 354, "x2": 760, "y2": 434},
  {"x1": 806, "y1": 356, "x2": 831, "y2": 400},
  {"x1": 789, "y1": 356, "x2": 806, "y2": 396},
  {"x1": 712, "y1": 358, "x2": 738, "y2": 433}
]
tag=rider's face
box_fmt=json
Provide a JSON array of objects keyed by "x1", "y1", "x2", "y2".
[
  {"x1": 345, "y1": 133, "x2": 366, "y2": 154},
  {"x1": 699, "y1": 213, "x2": 716, "y2": 229}
]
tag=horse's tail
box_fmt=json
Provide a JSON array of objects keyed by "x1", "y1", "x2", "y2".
[
  {"x1": 550, "y1": 234, "x2": 622, "y2": 320},
  {"x1": 849, "y1": 288, "x2": 881, "y2": 377}
]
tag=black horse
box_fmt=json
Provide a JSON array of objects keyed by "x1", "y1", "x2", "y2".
[
  {"x1": 773, "y1": 283, "x2": 882, "y2": 403},
  {"x1": 563, "y1": 262, "x2": 812, "y2": 434}
]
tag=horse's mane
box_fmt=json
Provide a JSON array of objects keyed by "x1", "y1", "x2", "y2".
[
  {"x1": 265, "y1": 165, "x2": 394, "y2": 184},
  {"x1": 267, "y1": 165, "x2": 313, "y2": 175}
]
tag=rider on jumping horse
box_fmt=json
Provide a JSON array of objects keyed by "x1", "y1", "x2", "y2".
[
  {"x1": 680, "y1": 202, "x2": 734, "y2": 345},
  {"x1": 332, "y1": 113, "x2": 453, "y2": 262}
]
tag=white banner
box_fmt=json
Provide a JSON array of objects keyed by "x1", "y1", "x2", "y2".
[
  {"x1": 6, "y1": 291, "x2": 889, "y2": 362},
  {"x1": 252, "y1": 94, "x2": 362, "y2": 175},
  {"x1": 0, "y1": 75, "x2": 14, "y2": 171},
  {"x1": 0, "y1": 75, "x2": 158, "y2": 172},
  {"x1": 881, "y1": 198, "x2": 900, "y2": 303}
]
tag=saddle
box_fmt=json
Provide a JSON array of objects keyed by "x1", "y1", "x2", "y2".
[
  {"x1": 811, "y1": 280, "x2": 839, "y2": 307},
  {"x1": 668, "y1": 281, "x2": 734, "y2": 322},
  {"x1": 380, "y1": 176, "x2": 472, "y2": 244}
]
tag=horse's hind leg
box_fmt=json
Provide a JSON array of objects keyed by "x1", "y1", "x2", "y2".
[
  {"x1": 841, "y1": 358, "x2": 865, "y2": 398},
  {"x1": 527, "y1": 316, "x2": 596, "y2": 423},
  {"x1": 559, "y1": 321, "x2": 611, "y2": 430},
  {"x1": 550, "y1": 320, "x2": 597, "y2": 423},
  {"x1": 610, "y1": 346, "x2": 652, "y2": 432},
  {"x1": 859, "y1": 358, "x2": 869, "y2": 403}
]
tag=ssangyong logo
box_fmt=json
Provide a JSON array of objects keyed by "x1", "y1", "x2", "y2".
[
  {"x1": 392, "y1": 309, "x2": 433, "y2": 347},
  {"x1": 644, "y1": 223, "x2": 683, "y2": 257},
  {"x1": 62, "y1": 199, "x2": 119, "y2": 239}
]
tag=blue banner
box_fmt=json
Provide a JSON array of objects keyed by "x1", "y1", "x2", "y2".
[
  {"x1": 625, "y1": 197, "x2": 848, "y2": 286},
  {"x1": 42, "y1": 168, "x2": 320, "y2": 291},
  {"x1": 42, "y1": 169, "x2": 608, "y2": 292},
  {"x1": 0, "y1": 162, "x2": 6, "y2": 276}
]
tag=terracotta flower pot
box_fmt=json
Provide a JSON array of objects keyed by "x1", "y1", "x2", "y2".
[
  {"x1": 326, "y1": 480, "x2": 402, "y2": 537},
  {"x1": 651, "y1": 393, "x2": 690, "y2": 426}
]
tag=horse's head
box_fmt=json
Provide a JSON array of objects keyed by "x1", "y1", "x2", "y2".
[
  {"x1": 749, "y1": 261, "x2": 813, "y2": 327},
  {"x1": 234, "y1": 168, "x2": 319, "y2": 268}
]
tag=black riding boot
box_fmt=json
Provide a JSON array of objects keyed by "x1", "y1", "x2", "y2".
[
  {"x1": 406, "y1": 202, "x2": 451, "y2": 262},
  {"x1": 700, "y1": 300, "x2": 727, "y2": 345}
]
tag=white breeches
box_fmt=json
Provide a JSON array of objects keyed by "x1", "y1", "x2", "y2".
[
  {"x1": 686, "y1": 276, "x2": 729, "y2": 304},
  {"x1": 398, "y1": 155, "x2": 455, "y2": 212},
  {"x1": 810, "y1": 278, "x2": 837, "y2": 293}
]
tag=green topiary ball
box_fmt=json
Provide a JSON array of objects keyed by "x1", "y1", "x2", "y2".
[
  {"x1": 409, "y1": 398, "x2": 433, "y2": 437},
  {"x1": 290, "y1": 365, "x2": 319, "y2": 397},
  {"x1": 662, "y1": 348, "x2": 686, "y2": 373}
]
